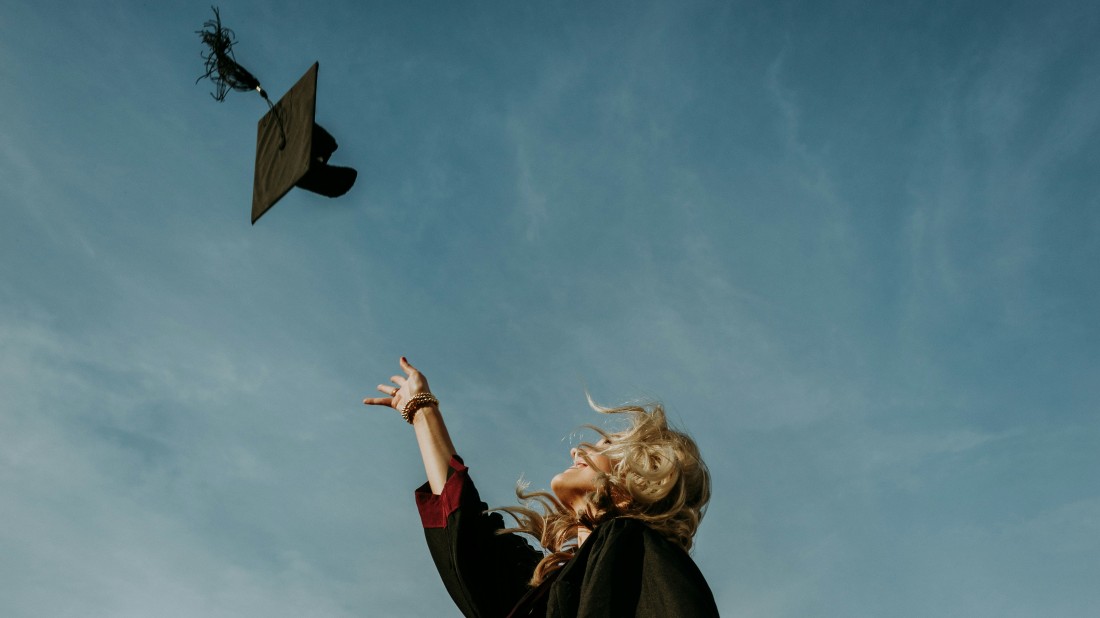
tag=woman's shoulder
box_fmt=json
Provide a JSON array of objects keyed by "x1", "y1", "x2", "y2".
[
  {"x1": 593, "y1": 517, "x2": 682, "y2": 549},
  {"x1": 585, "y1": 517, "x2": 720, "y2": 615},
  {"x1": 588, "y1": 517, "x2": 698, "y2": 568}
]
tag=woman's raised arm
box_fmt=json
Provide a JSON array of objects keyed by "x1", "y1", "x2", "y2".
[{"x1": 363, "y1": 357, "x2": 456, "y2": 494}]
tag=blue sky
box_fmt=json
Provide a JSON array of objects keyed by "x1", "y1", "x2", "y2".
[{"x1": 2, "y1": 1, "x2": 1098, "y2": 616}]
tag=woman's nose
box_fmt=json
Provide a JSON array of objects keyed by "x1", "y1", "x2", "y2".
[{"x1": 570, "y1": 447, "x2": 579, "y2": 459}]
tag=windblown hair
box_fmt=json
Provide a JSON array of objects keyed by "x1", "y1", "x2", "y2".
[{"x1": 497, "y1": 399, "x2": 711, "y2": 586}]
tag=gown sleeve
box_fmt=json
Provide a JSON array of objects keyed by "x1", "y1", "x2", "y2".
[
  {"x1": 415, "y1": 455, "x2": 543, "y2": 618},
  {"x1": 574, "y1": 518, "x2": 720, "y2": 617}
]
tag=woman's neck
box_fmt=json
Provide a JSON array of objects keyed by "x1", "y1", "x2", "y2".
[{"x1": 576, "y1": 525, "x2": 591, "y2": 546}]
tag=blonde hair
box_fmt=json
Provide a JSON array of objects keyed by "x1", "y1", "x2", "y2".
[{"x1": 497, "y1": 400, "x2": 711, "y2": 586}]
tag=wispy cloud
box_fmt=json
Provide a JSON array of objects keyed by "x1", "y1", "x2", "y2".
[{"x1": 507, "y1": 117, "x2": 549, "y2": 243}]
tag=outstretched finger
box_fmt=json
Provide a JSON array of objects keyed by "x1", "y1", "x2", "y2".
[
  {"x1": 400, "y1": 356, "x2": 416, "y2": 375},
  {"x1": 389, "y1": 375, "x2": 407, "y2": 387},
  {"x1": 363, "y1": 396, "x2": 394, "y2": 407}
]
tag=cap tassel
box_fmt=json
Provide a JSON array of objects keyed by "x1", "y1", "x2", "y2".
[{"x1": 196, "y1": 5, "x2": 286, "y2": 148}]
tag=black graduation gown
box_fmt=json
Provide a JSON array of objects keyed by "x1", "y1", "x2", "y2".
[{"x1": 415, "y1": 456, "x2": 720, "y2": 617}]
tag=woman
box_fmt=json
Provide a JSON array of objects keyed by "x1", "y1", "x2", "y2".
[{"x1": 364, "y1": 358, "x2": 719, "y2": 617}]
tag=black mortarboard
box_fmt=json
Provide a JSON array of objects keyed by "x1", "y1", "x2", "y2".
[
  {"x1": 251, "y1": 62, "x2": 356, "y2": 224},
  {"x1": 196, "y1": 8, "x2": 356, "y2": 225}
]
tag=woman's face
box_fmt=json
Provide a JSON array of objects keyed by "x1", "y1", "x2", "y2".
[{"x1": 551, "y1": 440, "x2": 613, "y2": 510}]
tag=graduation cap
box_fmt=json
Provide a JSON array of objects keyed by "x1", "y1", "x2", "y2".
[
  {"x1": 251, "y1": 63, "x2": 357, "y2": 224},
  {"x1": 196, "y1": 7, "x2": 356, "y2": 224}
]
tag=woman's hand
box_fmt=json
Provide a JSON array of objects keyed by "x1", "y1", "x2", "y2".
[
  {"x1": 363, "y1": 356, "x2": 432, "y2": 413},
  {"x1": 363, "y1": 357, "x2": 455, "y2": 494}
]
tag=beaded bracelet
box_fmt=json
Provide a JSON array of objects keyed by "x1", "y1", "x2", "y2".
[{"x1": 401, "y1": 393, "x2": 439, "y2": 424}]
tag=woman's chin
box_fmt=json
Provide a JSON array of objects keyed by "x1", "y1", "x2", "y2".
[
  {"x1": 550, "y1": 473, "x2": 565, "y2": 497},
  {"x1": 550, "y1": 474, "x2": 577, "y2": 504}
]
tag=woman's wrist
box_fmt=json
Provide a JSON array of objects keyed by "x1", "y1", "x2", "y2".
[
  {"x1": 410, "y1": 403, "x2": 441, "y2": 426},
  {"x1": 402, "y1": 393, "x2": 439, "y2": 423}
]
